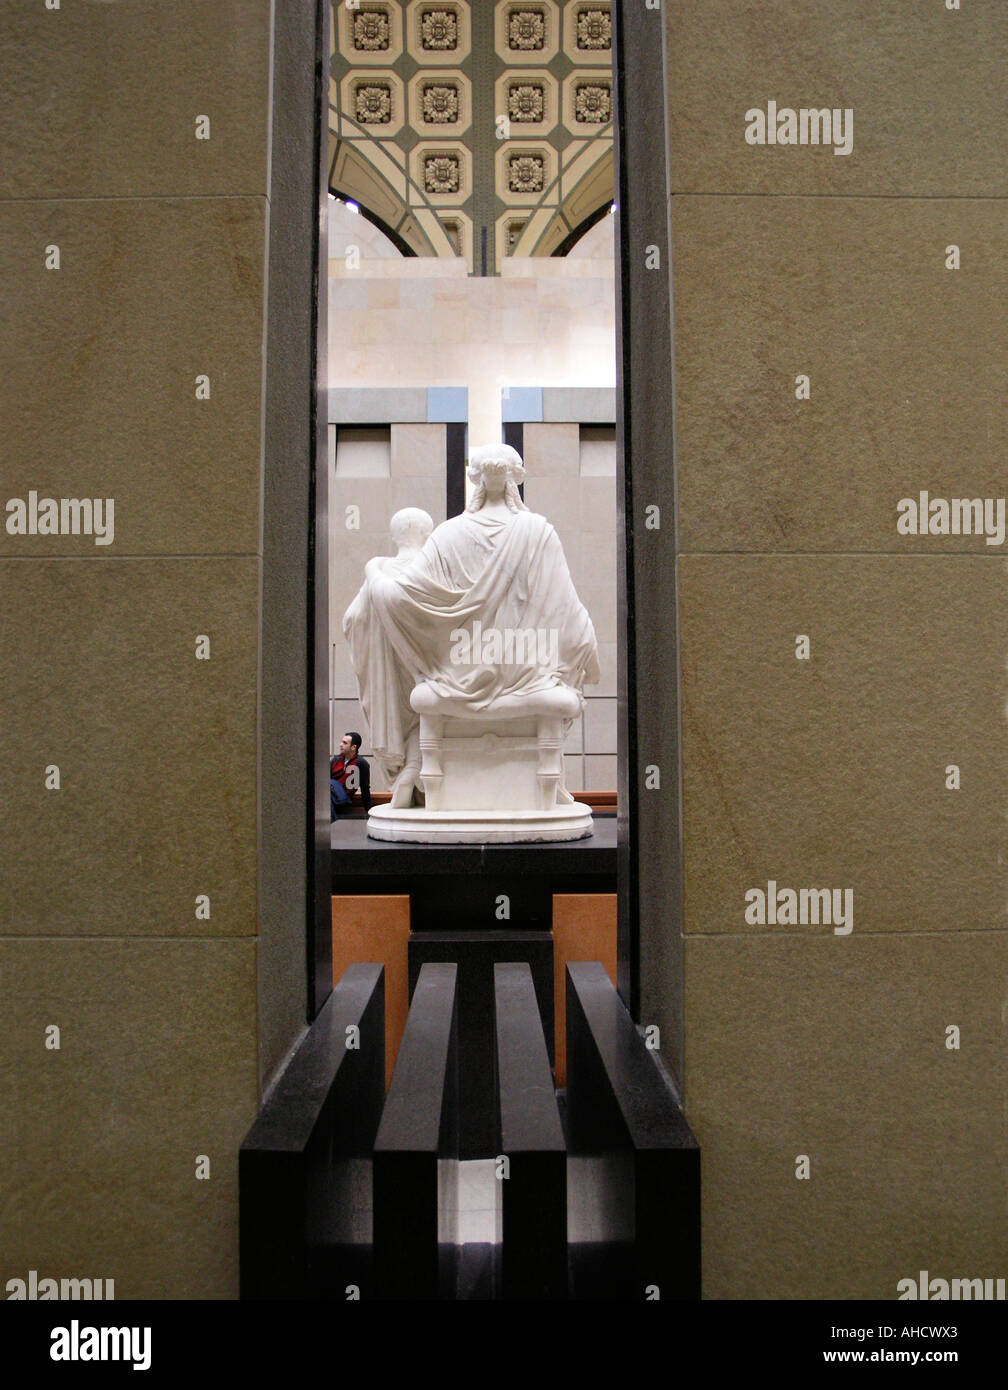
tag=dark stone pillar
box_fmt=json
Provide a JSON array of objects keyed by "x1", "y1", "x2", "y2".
[
  {"x1": 566, "y1": 963, "x2": 700, "y2": 1300},
  {"x1": 493, "y1": 963, "x2": 567, "y2": 1299},
  {"x1": 612, "y1": 0, "x2": 684, "y2": 1083},
  {"x1": 239, "y1": 963, "x2": 385, "y2": 1299},
  {"x1": 373, "y1": 962, "x2": 459, "y2": 1299}
]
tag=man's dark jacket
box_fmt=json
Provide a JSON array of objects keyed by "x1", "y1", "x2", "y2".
[{"x1": 331, "y1": 753, "x2": 372, "y2": 810}]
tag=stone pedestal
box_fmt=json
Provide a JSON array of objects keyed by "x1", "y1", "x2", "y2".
[
  {"x1": 370, "y1": 682, "x2": 593, "y2": 843},
  {"x1": 367, "y1": 803, "x2": 593, "y2": 844}
]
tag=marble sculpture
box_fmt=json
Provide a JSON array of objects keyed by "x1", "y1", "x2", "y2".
[{"x1": 343, "y1": 443, "x2": 599, "y2": 842}]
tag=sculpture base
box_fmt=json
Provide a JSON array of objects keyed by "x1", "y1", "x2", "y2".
[{"x1": 366, "y1": 803, "x2": 594, "y2": 845}]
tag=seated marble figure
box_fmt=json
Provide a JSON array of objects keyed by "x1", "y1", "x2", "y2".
[{"x1": 342, "y1": 444, "x2": 600, "y2": 842}]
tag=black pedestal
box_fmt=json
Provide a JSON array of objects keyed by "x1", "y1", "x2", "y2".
[
  {"x1": 373, "y1": 962, "x2": 459, "y2": 1300},
  {"x1": 409, "y1": 931, "x2": 554, "y2": 1158},
  {"x1": 239, "y1": 963, "x2": 385, "y2": 1300},
  {"x1": 566, "y1": 963, "x2": 701, "y2": 1300},
  {"x1": 332, "y1": 817, "x2": 617, "y2": 930},
  {"x1": 493, "y1": 963, "x2": 567, "y2": 1299}
]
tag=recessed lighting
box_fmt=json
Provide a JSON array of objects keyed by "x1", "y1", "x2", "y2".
[{"x1": 346, "y1": 200, "x2": 360, "y2": 215}]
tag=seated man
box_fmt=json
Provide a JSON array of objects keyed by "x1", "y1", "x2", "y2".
[{"x1": 330, "y1": 730, "x2": 371, "y2": 819}]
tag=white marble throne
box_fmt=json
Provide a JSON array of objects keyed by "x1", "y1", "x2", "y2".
[{"x1": 383, "y1": 681, "x2": 587, "y2": 842}]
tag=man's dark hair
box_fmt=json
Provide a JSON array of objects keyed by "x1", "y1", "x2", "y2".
[{"x1": 345, "y1": 731, "x2": 363, "y2": 754}]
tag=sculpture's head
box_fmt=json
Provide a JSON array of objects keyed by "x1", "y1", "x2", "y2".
[
  {"x1": 466, "y1": 444, "x2": 528, "y2": 513},
  {"x1": 389, "y1": 507, "x2": 434, "y2": 554}
]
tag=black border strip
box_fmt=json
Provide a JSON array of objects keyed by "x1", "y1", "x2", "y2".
[{"x1": 446, "y1": 420, "x2": 468, "y2": 518}]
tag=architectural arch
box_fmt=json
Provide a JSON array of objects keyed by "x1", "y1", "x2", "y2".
[{"x1": 328, "y1": 0, "x2": 615, "y2": 272}]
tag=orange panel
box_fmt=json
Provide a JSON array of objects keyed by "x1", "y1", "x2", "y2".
[
  {"x1": 552, "y1": 893, "x2": 618, "y2": 1087},
  {"x1": 331, "y1": 895, "x2": 411, "y2": 1088}
]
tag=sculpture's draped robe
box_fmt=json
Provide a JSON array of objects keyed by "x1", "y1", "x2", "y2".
[{"x1": 343, "y1": 508, "x2": 599, "y2": 777}]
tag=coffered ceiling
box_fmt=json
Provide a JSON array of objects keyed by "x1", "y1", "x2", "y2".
[{"x1": 329, "y1": 1, "x2": 614, "y2": 273}]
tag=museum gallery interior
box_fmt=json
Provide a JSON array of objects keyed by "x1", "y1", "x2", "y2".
[{"x1": 2, "y1": 0, "x2": 1006, "y2": 1303}]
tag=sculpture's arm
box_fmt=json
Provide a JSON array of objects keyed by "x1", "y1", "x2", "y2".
[{"x1": 343, "y1": 560, "x2": 426, "y2": 780}]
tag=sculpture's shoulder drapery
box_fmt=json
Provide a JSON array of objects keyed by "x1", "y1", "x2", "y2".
[{"x1": 345, "y1": 507, "x2": 599, "y2": 776}]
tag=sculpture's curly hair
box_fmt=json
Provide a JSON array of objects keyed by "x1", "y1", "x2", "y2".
[{"x1": 466, "y1": 444, "x2": 528, "y2": 513}]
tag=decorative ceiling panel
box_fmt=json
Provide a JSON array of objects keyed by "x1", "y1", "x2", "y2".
[
  {"x1": 408, "y1": 67, "x2": 473, "y2": 135},
  {"x1": 407, "y1": 0, "x2": 472, "y2": 64},
  {"x1": 494, "y1": 68, "x2": 558, "y2": 138},
  {"x1": 564, "y1": 2, "x2": 612, "y2": 64},
  {"x1": 336, "y1": 1, "x2": 404, "y2": 64},
  {"x1": 494, "y1": 1, "x2": 561, "y2": 66},
  {"x1": 563, "y1": 68, "x2": 613, "y2": 128},
  {"x1": 329, "y1": 0, "x2": 613, "y2": 272},
  {"x1": 340, "y1": 69, "x2": 407, "y2": 137}
]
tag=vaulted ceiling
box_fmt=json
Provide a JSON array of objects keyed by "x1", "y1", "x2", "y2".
[{"x1": 329, "y1": 1, "x2": 614, "y2": 273}]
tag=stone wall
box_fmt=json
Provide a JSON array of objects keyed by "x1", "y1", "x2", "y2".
[
  {"x1": 666, "y1": 0, "x2": 1008, "y2": 1298},
  {"x1": 0, "y1": 2, "x2": 320, "y2": 1298}
]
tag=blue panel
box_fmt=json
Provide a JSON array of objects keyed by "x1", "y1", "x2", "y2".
[
  {"x1": 426, "y1": 386, "x2": 469, "y2": 423},
  {"x1": 501, "y1": 386, "x2": 543, "y2": 423}
]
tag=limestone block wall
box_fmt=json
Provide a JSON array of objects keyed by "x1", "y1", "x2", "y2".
[
  {"x1": 666, "y1": 1, "x2": 1008, "y2": 1298},
  {"x1": 0, "y1": 3, "x2": 317, "y2": 1298}
]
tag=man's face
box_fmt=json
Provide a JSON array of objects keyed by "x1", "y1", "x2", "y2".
[{"x1": 340, "y1": 734, "x2": 354, "y2": 757}]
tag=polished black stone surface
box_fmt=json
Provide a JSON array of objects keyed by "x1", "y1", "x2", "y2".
[
  {"x1": 331, "y1": 813, "x2": 616, "y2": 875},
  {"x1": 455, "y1": 1242, "x2": 496, "y2": 1300},
  {"x1": 239, "y1": 963, "x2": 385, "y2": 1299},
  {"x1": 613, "y1": 0, "x2": 686, "y2": 1080},
  {"x1": 332, "y1": 816, "x2": 616, "y2": 930},
  {"x1": 493, "y1": 964, "x2": 567, "y2": 1299},
  {"x1": 373, "y1": 962, "x2": 459, "y2": 1299},
  {"x1": 409, "y1": 932, "x2": 553, "y2": 1158},
  {"x1": 260, "y1": 0, "x2": 331, "y2": 1050},
  {"x1": 566, "y1": 963, "x2": 701, "y2": 1300}
]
